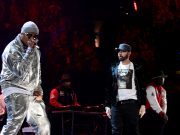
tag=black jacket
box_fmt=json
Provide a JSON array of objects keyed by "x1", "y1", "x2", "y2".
[{"x1": 104, "y1": 62, "x2": 146, "y2": 108}]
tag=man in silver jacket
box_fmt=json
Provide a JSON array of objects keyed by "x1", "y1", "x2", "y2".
[{"x1": 0, "y1": 21, "x2": 50, "y2": 135}]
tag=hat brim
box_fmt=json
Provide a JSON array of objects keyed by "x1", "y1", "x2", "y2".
[
  {"x1": 115, "y1": 48, "x2": 128, "y2": 52},
  {"x1": 152, "y1": 75, "x2": 168, "y2": 79}
]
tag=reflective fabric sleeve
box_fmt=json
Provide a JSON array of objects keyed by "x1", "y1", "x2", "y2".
[{"x1": 6, "y1": 47, "x2": 34, "y2": 77}]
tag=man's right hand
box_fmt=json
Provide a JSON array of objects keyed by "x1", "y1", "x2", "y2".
[
  {"x1": 105, "y1": 107, "x2": 111, "y2": 119},
  {"x1": 159, "y1": 111, "x2": 168, "y2": 122}
]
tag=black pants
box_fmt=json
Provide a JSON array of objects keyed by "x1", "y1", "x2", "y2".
[
  {"x1": 111, "y1": 100, "x2": 140, "y2": 135},
  {"x1": 140, "y1": 109, "x2": 167, "y2": 135}
]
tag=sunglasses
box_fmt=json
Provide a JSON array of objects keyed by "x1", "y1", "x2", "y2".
[{"x1": 25, "y1": 33, "x2": 38, "y2": 40}]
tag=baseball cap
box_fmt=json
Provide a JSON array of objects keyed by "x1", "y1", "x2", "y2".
[{"x1": 115, "y1": 43, "x2": 132, "y2": 52}]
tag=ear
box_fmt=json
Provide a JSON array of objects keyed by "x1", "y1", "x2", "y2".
[
  {"x1": 20, "y1": 33, "x2": 28, "y2": 45},
  {"x1": 128, "y1": 51, "x2": 131, "y2": 56},
  {"x1": 19, "y1": 33, "x2": 24, "y2": 39}
]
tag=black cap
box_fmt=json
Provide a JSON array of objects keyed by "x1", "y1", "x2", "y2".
[{"x1": 115, "y1": 43, "x2": 132, "y2": 52}]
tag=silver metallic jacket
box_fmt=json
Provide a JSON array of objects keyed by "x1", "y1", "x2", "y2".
[{"x1": 0, "y1": 34, "x2": 43, "y2": 95}]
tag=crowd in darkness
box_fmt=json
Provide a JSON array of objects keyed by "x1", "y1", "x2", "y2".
[{"x1": 0, "y1": 0, "x2": 180, "y2": 106}]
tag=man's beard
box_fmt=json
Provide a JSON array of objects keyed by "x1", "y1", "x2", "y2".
[{"x1": 119, "y1": 55, "x2": 128, "y2": 61}]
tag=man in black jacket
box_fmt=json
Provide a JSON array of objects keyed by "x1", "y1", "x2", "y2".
[{"x1": 104, "y1": 43, "x2": 146, "y2": 135}]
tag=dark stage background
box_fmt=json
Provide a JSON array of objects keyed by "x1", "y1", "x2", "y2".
[{"x1": 0, "y1": 0, "x2": 180, "y2": 134}]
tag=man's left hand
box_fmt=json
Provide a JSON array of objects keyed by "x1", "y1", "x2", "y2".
[
  {"x1": 35, "y1": 95, "x2": 43, "y2": 102},
  {"x1": 139, "y1": 105, "x2": 146, "y2": 118}
]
